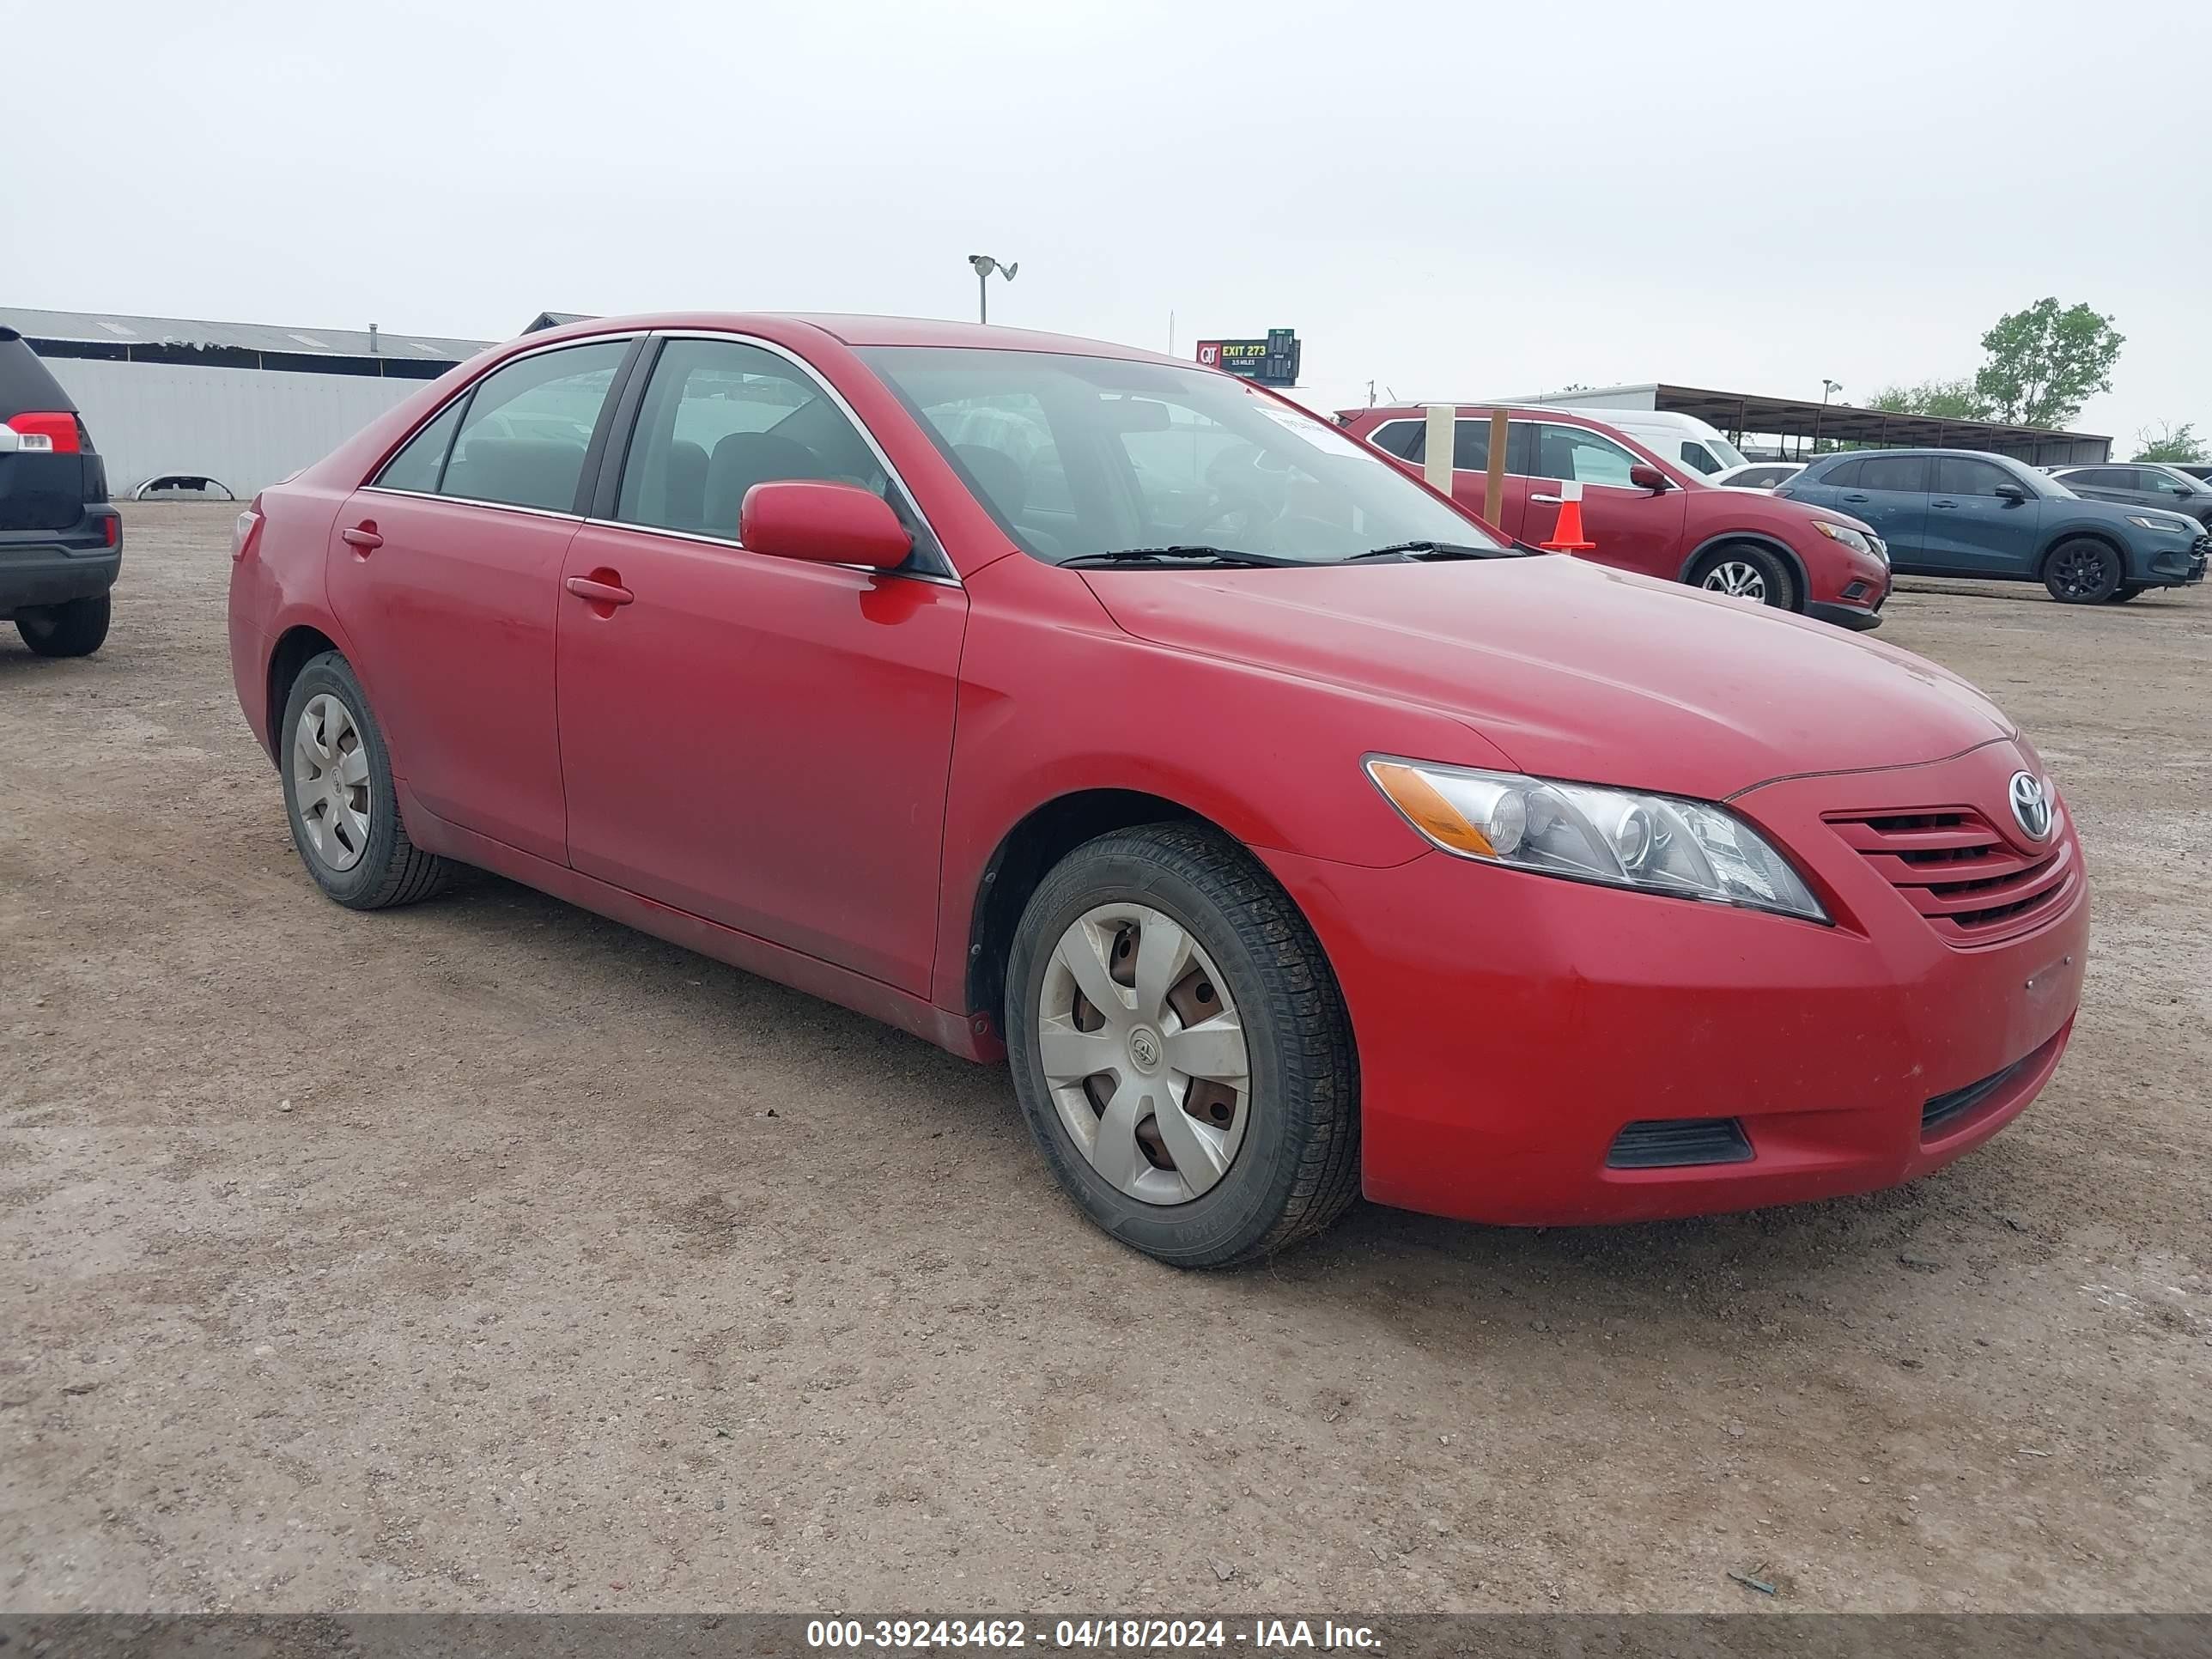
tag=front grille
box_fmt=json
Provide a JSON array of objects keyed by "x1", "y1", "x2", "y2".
[
  {"x1": 1922, "y1": 1054, "x2": 2034, "y2": 1138},
  {"x1": 1606, "y1": 1117, "x2": 1754, "y2": 1170},
  {"x1": 1826, "y1": 805, "x2": 2076, "y2": 945}
]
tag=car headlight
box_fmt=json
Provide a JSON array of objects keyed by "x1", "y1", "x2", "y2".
[
  {"x1": 1366, "y1": 757, "x2": 1828, "y2": 921},
  {"x1": 1811, "y1": 520, "x2": 1874, "y2": 556},
  {"x1": 2125, "y1": 514, "x2": 2191, "y2": 535}
]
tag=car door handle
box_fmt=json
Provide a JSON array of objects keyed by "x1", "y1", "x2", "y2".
[
  {"x1": 1840, "y1": 492, "x2": 1871, "y2": 502},
  {"x1": 340, "y1": 525, "x2": 382, "y2": 551},
  {"x1": 1931, "y1": 499, "x2": 1959, "y2": 509},
  {"x1": 564, "y1": 574, "x2": 634, "y2": 607}
]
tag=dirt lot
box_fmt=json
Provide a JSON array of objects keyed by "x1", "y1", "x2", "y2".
[{"x1": 3, "y1": 503, "x2": 2207, "y2": 1614}]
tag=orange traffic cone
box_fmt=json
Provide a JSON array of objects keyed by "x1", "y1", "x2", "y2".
[{"x1": 1540, "y1": 483, "x2": 1596, "y2": 554}]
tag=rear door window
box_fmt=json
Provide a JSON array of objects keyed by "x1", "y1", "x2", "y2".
[
  {"x1": 373, "y1": 399, "x2": 467, "y2": 494},
  {"x1": 1358, "y1": 416, "x2": 1493, "y2": 470},
  {"x1": 437, "y1": 341, "x2": 630, "y2": 514},
  {"x1": 1859, "y1": 455, "x2": 1930, "y2": 493},
  {"x1": 1531, "y1": 423, "x2": 1639, "y2": 487}
]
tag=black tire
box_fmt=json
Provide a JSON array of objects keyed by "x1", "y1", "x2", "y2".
[
  {"x1": 2106, "y1": 584, "x2": 2148, "y2": 604},
  {"x1": 1005, "y1": 823, "x2": 1359, "y2": 1269},
  {"x1": 1689, "y1": 543, "x2": 1796, "y2": 611},
  {"x1": 2042, "y1": 538, "x2": 2123, "y2": 604},
  {"x1": 15, "y1": 592, "x2": 110, "y2": 657},
  {"x1": 278, "y1": 651, "x2": 455, "y2": 909}
]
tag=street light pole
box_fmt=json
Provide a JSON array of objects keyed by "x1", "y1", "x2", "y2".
[{"x1": 968, "y1": 254, "x2": 1018, "y2": 324}]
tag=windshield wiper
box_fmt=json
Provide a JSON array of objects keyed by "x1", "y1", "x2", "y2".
[
  {"x1": 1345, "y1": 539, "x2": 1522, "y2": 562},
  {"x1": 1060, "y1": 546, "x2": 1305, "y2": 568}
]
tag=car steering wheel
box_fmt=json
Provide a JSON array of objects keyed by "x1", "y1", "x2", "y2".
[{"x1": 1180, "y1": 489, "x2": 1275, "y2": 540}]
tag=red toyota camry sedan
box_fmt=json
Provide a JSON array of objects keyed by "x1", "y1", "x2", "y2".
[{"x1": 227, "y1": 313, "x2": 2087, "y2": 1267}]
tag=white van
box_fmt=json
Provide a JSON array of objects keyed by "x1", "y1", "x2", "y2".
[
  {"x1": 1495, "y1": 388, "x2": 1749, "y2": 477},
  {"x1": 1581, "y1": 410, "x2": 1746, "y2": 477}
]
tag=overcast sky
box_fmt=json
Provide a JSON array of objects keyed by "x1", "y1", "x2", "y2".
[{"x1": 9, "y1": 0, "x2": 2207, "y2": 446}]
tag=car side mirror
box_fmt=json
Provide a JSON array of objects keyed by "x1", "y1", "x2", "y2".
[
  {"x1": 1627, "y1": 464, "x2": 1669, "y2": 493},
  {"x1": 1992, "y1": 482, "x2": 2030, "y2": 503},
  {"x1": 738, "y1": 480, "x2": 915, "y2": 568}
]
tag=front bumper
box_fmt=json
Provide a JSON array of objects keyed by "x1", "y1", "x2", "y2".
[
  {"x1": 1805, "y1": 543, "x2": 1890, "y2": 629},
  {"x1": 2149, "y1": 533, "x2": 2209, "y2": 585},
  {"x1": 1808, "y1": 598, "x2": 1883, "y2": 630},
  {"x1": 1261, "y1": 739, "x2": 2087, "y2": 1226}
]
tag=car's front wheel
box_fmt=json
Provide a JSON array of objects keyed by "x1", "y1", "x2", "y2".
[
  {"x1": 1004, "y1": 823, "x2": 1359, "y2": 1268},
  {"x1": 15, "y1": 592, "x2": 110, "y2": 657},
  {"x1": 279, "y1": 651, "x2": 455, "y2": 909},
  {"x1": 1690, "y1": 544, "x2": 1796, "y2": 611},
  {"x1": 2043, "y1": 538, "x2": 2123, "y2": 604}
]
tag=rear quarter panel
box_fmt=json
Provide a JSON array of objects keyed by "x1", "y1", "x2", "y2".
[{"x1": 228, "y1": 482, "x2": 350, "y2": 758}]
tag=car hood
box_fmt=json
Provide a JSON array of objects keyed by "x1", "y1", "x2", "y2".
[
  {"x1": 1757, "y1": 490, "x2": 1879, "y2": 538},
  {"x1": 1083, "y1": 556, "x2": 2016, "y2": 801},
  {"x1": 2063, "y1": 494, "x2": 2197, "y2": 533}
]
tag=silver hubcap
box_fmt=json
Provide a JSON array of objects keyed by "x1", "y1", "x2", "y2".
[
  {"x1": 1038, "y1": 904, "x2": 1250, "y2": 1206},
  {"x1": 1703, "y1": 560, "x2": 1767, "y2": 600},
  {"x1": 291, "y1": 693, "x2": 372, "y2": 872}
]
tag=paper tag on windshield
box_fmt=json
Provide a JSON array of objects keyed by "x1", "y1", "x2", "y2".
[{"x1": 1255, "y1": 404, "x2": 1334, "y2": 443}]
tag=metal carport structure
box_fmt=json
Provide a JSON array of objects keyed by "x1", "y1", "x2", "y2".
[{"x1": 1512, "y1": 382, "x2": 2111, "y2": 467}]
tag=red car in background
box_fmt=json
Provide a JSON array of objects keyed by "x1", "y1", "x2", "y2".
[
  {"x1": 228, "y1": 314, "x2": 2081, "y2": 1267},
  {"x1": 1340, "y1": 404, "x2": 1892, "y2": 629}
]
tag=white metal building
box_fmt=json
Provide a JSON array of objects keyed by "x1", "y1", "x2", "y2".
[{"x1": 0, "y1": 307, "x2": 493, "y2": 498}]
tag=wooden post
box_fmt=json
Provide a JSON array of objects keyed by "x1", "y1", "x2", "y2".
[
  {"x1": 1423, "y1": 404, "x2": 1454, "y2": 494},
  {"x1": 1485, "y1": 409, "x2": 1509, "y2": 531}
]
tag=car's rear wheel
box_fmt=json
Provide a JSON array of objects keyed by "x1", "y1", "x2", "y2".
[
  {"x1": 15, "y1": 592, "x2": 110, "y2": 657},
  {"x1": 2106, "y1": 584, "x2": 2148, "y2": 604},
  {"x1": 2043, "y1": 538, "x2": 2123, "y2": 603},
  {"x1": 1690, "y1": 544, "x2": 1796, "y2": 611},
  {"x1": 1004, "y1": 823, "x2": 1359, "y2": 1268},
  {"x1": 279, "y1": 652, "x2": 455, "y2": 909}
]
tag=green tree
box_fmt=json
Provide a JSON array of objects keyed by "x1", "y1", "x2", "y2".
[
  {"x1": 2132, "y1": 421, "x2": 2206, "y2": 464},
  {"x1": 1868, "y1": 377, "x2": 1995, "y2": 421},
  {"x1": 1972, "y1": 298, "x2": 2124, "y2": 428}
]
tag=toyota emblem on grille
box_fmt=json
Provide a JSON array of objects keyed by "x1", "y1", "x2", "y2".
[{"x1": 2008, "y1": 772, "x2": 2053, "y2": 841}]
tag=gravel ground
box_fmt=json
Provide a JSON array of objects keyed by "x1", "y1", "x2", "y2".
[{"x1": 3, "y1": 504, "x2": 2206, "y2": 1614}]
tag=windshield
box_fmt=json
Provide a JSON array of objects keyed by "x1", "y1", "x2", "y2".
[
  {"x1": 1681, "y1": 434, "x2": 1748, "y2": 473},
  {"x1": 859, "y1": 346, "x2": 1504, "y2": 565}
]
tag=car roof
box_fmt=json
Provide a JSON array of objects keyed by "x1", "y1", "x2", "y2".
[
  {"x1": 1809, "y1": 447, "x2": 2019, "y2": 464},
  {"x1": 1354, "y1": 404, "x2": 1620, "y2": 424},
  {"x1": 519, "y1": 311, "x2": 1185, "y2": 365}
]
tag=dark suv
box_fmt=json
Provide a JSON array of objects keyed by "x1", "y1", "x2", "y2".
[
  {"x1": 1779, "y1": 447, "x2": 2208, "y2": 604},
  {"x1": 2048, "y1": 462, "x2": 2212, "y2": 528},
  {"x1": 1, "y1": 328, "x2": 121, "y2": 655}
]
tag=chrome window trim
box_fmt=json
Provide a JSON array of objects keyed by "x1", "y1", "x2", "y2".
[
  {"x1": 630, "y1": 328, "x2": 959, "y2": 585},
  {"x1": 357, "y1": 483, "x2": 583, "y2": 522},
  {"x1": 578, "y1": 515, "x2": 962, "y2": 589}
]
